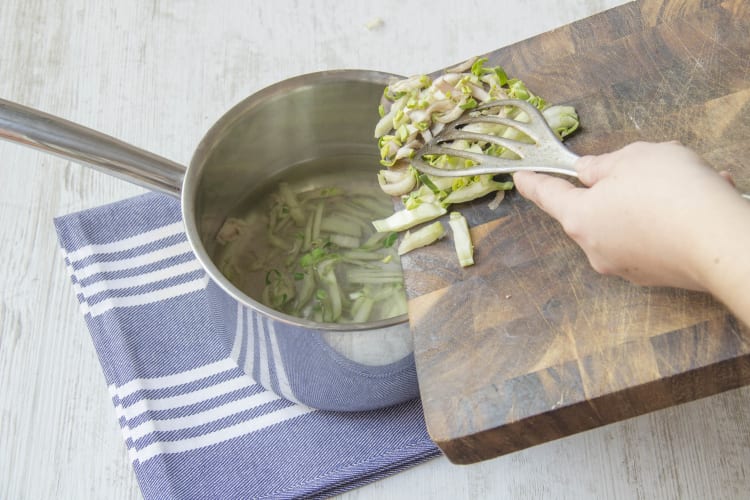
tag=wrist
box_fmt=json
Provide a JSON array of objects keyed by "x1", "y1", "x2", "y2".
[{"x1": 689, "y1": 195, "x2": 750, "y2": 321}]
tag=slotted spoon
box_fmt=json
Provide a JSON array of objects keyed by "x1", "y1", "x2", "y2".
[
  {"x1": 409, "y1": 98, "x2": 579, "y2": 178},
  {"x1": 410, "y1": 98, "x2": 750, "y2": 200}
]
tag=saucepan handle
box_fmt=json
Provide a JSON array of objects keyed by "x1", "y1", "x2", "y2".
[{"x1": 0, "y1": 98, "x2": 186, "y2": 198}]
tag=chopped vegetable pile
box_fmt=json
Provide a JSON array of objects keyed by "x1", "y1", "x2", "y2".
[
  {"x1": 371, "y1": 56, "x2": 580, "y2": 266},
  {"x1": 216, "y1": 181, "x2": 407, "y2": 324}
]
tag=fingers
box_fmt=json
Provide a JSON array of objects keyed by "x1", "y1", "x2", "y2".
[
  {"x1": 575, "y1": 154, "x2": 612, "y2": 187},
  {"x1": 574, "y1": 141, "x2": 669, "y2": 187},
  {"x1": 513, "y1": 171, "x2": 580, "y2": 221}
]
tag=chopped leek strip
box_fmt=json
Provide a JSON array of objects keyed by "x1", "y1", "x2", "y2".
[
  {"x1": 443, "y1": 178, "x2": 514, "y2": 205},
  {"x1": 341, "y1": 250, "x2": 388, "y2": 261},
  {"x1": 329, "y1": 234, "x2": 361, "y2": 249},
  {"x1": 542, "y1": 105, "x2": 580, "y2": 139},
  {"x1": 346, "y1": 269, "x2": 404, "y2": 285},
  {"x1": 351, "y1": 296, "x2": 375, "y2": 323},
  {"x1": 278, "y1": 182, "x2": 306, "y2": 225},
  {"x1": 319, "y1": 215, "x2": 362, "y2": 238},
  {"x1": 372, "y1": 202, "x2": 447, "y2": 233},
  {"x1": 448, "y1": 212, "x2": 474, "y2": 267},
  {"x1": 397, "y1": 221, "x2": 445, "y2": 255}
]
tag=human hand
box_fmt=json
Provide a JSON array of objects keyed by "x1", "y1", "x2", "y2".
[{"x1": 513, "y1": 141, "x2": 749, "y2": 292}]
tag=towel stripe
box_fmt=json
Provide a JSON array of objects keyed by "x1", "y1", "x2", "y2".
[
  {"x1": 85, "y1": 274, "x2": 209, "y2": 317},
  {"x1": 66, "y1": 221, "x2": 185, "y2": 263},
  {"x1": 126, "y1": 391, "x2": 283, "y2": 441},
  {"x1": 121, "y1": 374, "x2": 252, "y2": 420},
  {"x1": 133, "y1": 404, "x2": 314, "y2": 463},
  {"x1": 73, "y1": 241, "x2": 193, "y2": 281},
  {"x1": 110, "y1": 351, "x2": 318, "y2": 465},
  {"x1": 62, "y1": 219, "x2": 206, "y2": 318},
  {"x1": 113, "y1": 362, "x2": 316, "y2": 465},
  {"x1": 78, "y1": 259, "x2": 204, "y2": 296},
  {"x1": 114, "y1": 358, "x2": 238, "y2": 400},
  {"x1": 256, "y1": 316, "x2": 272, "y2": 393},
  {"x1": 268, "y1": 322, "x2": 298, "y2": 403},
  {"x1": 230, "y1": 302, "x2": 244, "y2": 361}
]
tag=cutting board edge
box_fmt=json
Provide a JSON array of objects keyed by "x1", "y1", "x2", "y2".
[{"x1": 429, "y1": 352, "x2": 750, "y2": 464}]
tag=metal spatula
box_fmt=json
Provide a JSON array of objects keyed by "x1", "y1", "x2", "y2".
[{"x1": 409, "y1": 98, "x2": 579, "y2": 178}]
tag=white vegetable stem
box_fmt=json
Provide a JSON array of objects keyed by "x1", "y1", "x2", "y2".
[
  {"x1": 372, "y1": 202, "x2": 447, "y2": 233},
  {"x1": 448, "y1": 212, "x2": 474, "y2": 267},
  {"x1": 397, "y1": 221, "x2": 445, "y2": 255}
]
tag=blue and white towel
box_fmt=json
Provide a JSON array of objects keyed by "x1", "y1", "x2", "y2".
[{"x1": 54, "y1": 192, "x2": 439, "y2": 499}]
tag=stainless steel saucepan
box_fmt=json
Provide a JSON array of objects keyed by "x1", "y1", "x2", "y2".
[{"x1": 0, "y1": 70, "x2": 417, "y2": 411}]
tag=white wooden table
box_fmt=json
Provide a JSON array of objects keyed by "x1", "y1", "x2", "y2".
[{"x1": 1, "y1": 1, "x2": 748, "y2": 498}]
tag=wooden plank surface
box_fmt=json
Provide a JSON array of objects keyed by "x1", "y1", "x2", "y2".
[
  {"x1": 408, "y1": 0, "x2": 750, "y2": 464},
  {"x1": 2, "y1": 1, "x2": 750, "y2": 499}
]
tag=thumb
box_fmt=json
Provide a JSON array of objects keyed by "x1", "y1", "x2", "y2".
[{"x1": 513, "y1": 171, "x2": 580, "y2": 221}]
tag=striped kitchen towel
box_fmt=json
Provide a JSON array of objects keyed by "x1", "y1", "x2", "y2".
[{"x1": 54, "y1": 192, "x2": 439, "y2": 500}]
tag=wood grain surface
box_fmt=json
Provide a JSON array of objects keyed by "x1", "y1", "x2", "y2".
[
  {"x1": 2, "y1": 1, "x2": 749, "y2": 499},
  {"x1": 408, "y1": 0, "x2": 750, "y2": 464}
]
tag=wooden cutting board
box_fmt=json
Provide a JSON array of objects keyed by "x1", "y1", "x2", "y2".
[{"x1": 407, "y1": 0, "x2": 750, "y2": 464}]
